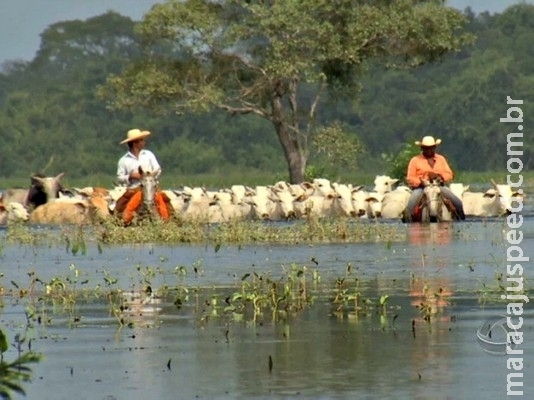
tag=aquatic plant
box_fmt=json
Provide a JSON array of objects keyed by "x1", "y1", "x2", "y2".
[
  {"x1": 0, "y1": 329, "x2": 41, "y2": 400},
  {"x1": 224, "y1": 263, "x2": 317, "y2": 323}
]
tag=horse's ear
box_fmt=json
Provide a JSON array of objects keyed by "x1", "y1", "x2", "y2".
[{"x1": 138, "y1": 165, "x2": 144, "y2": 174}]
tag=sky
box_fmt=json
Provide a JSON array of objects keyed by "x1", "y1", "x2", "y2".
[{"x1": 0, "y1": 0, "x2": 532, "y2": 64}]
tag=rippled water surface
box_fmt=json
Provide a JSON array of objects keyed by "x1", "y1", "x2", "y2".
[{"x1": 1, "y1": 216, "x2": 533, "y2": 400}]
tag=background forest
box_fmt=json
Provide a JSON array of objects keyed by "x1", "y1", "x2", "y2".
[{"x1": 0, "y1": 4, "x2": 532, "y2": 187}]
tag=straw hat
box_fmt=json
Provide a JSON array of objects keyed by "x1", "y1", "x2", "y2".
[
  {"x1": 120, "y1": 129, "x2": 151, "y2": 144},
  {"x1": 415, "y1": 136, "x2": 441, "y2": 147}
]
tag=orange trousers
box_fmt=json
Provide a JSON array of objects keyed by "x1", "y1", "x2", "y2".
[{"x1": 122, "y1": 191, "x2": 173, "y2": 224}]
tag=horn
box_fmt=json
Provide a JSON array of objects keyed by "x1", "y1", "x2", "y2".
[
  {"x1": 31, "y1": 175, "x2": 45, "y2": 184},
  {"x1": 490, "y1": 178, "x2": 497, "y2": 187}
]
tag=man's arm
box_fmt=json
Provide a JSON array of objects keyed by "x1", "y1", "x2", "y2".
[
  {"x1": 406, "y1": 157, "x2": 423, "y2": 188},
  {"x1": 435, "y1": 155, "x2": 453, "y2": 182},
  {"x1": 116, "y1": 158, "x2": 130, "y2": 186}
]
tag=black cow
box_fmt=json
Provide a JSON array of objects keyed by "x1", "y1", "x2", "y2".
[{"x1": 26, "y1": 172, "x2": 65, "y2": 209}]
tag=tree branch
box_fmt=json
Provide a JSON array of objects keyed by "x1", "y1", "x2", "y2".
[{"x1": 217, "y1": 103, "x2": 270, "y2": 119}]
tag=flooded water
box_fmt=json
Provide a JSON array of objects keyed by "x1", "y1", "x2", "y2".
[{"x1": 1, "y1": 216, "x2": 533, "y2": 399}]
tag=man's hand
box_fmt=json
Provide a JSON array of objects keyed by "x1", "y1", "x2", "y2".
[
  {"x1": 428, "y1": 172, "x2": 442, "y2": 181},
  {"x1": 129, "y1": 171, "x2": 142, "y2": 180}
]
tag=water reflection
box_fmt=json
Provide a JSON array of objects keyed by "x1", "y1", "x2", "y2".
[
  {"x1": 404, "y1": 223, "x2": 454, "y2": 323},
  {"x1": 0, "y1": 217, "x2": 533, "y2": 399},
  {"x1": 407, "y1": 222, "x2": 453, "y2": 246}
]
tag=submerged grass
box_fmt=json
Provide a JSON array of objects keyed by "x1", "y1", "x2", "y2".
[
  {"x1": 6, "y1": 257, "x2": 517, "y2": 331},
  {"x1": 0, "y1": 260, "x2": 407, "y2": 330},
  {"x1": 2, "y1": 218, "x2": 406, "y2": 246}
]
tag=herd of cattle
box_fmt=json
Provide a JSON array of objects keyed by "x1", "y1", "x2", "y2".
[{"x1": 0, "y1": 173, "x2": 524, "y2": 225}]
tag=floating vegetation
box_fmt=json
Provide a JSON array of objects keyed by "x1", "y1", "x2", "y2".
[{"x1": 2, "y1": 218, "x2": 406, "y2": 246}]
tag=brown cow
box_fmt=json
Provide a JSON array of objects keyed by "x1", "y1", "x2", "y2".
[{"x1": 29, "y1": 196, "x2": 110, "y2": 225}]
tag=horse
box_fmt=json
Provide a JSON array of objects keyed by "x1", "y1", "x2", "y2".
[
  {"x1": 402, "y1": 177, "x2": 465, "y2": 223},
  {"x1": 418, "y1": 178, "x2": 464, "y2": 223},
  {"x1": 122, "y1": 167, "x2": 168, "y2": 224},
  {"x1": 138, "y1": 167, "x2": 160, "y2": 221}
]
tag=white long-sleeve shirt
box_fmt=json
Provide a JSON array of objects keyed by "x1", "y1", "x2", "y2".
[{"x1": 116, "y1": 149, "x2": 161, "y2": 188}]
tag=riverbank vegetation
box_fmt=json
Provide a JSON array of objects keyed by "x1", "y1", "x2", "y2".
[{"x1": 0, "y1": 4, "x2": 532, "y2": 186}]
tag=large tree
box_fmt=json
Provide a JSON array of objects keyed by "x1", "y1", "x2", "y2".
[{"x1": 102, "y1": 0, "x2": 473, "y2": 183}]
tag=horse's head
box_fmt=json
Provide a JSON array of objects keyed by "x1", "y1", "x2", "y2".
[
  {"x1": 139, "y1": 166, "x2": 160, "y2": 208},
  {"x1": 423, "y1": 181, "x2": 443, "y2": 218}
]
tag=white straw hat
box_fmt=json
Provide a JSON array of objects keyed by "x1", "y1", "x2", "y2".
[
  {"x1": 415, "y1": 136, "x2": 441, "y2": 147},
  {"x1": 120, "y1": 129, "x2": 151, "y2": 144}
]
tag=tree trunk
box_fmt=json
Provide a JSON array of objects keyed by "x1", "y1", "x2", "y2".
[
  {"x1": 271, "y1": 86, "x2": 307, "y2": 183},
  {"x1": 271, "y1": 119, "x2": 306, "y2": 184}
]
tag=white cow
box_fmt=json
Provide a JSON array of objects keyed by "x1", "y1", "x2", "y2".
[
  {"x1": 180, "y1": 187, "x2": 213, "y2": 221},
  {"x1": 312, "y1": 178, "x2": 334, "y2": 196},
  {"x1": 350, "y1": 185, "x2": 368, "y2": 217},
  {"x1": 270, "y1": 188, "x2": 297, "y2": 220},
  {"x1": 449, "y1": 183, "x2": 470, "y2": 200},
  {"x1": 0, "y1": 202, "x2": 30, "y2": 224},
  {"x1": 230, "y1": 185, "x2": 248, "y2": 204},
  {"x1": 287, "y1": 182, "x2": 315, "y2": 199},
  {"x1": 242, "y1": 185, "x2": 298, "y2": 221},
  {"x1": 373, "y1": 175, "x2": 400, "y2": 194},
  {"x1": 209, "y1": 191, "x2": 251, "y2": 222},
  {"x1": 331, "y1": 183, "x2": 357, "y2": 217},
  {"x1": 462, "y1": 181, "x2": 523, "y2": 217},
  {"x1": 244, "y1": 193, "x2": 274, "y2": 220},
  {"x1": 380, "y1": 186, "x2": 411, "y2": 219},
  {"x1": 364, "y1": 192, "x2": 385, "y2": 219},
  {"x1": 293, "y1": 194, "x2": 334, "y2": 219}
]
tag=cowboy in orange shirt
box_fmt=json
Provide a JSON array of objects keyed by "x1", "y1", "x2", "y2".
[{"x1": 405, "y1": 136, "x2": 465, "y2": 221}]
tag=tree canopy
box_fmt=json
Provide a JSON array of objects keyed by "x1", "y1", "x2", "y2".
[{"x1": 101, "y1": 0, "x2": 473, "y2": 183}]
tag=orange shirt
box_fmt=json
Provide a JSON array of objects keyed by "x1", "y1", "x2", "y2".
[{"x1": 406, "y1": 153, "x2": 453, "y2": 188}]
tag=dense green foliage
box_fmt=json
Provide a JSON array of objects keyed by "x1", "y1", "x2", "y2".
[{"x1": 0, "y1": 5, "x2": 532, "y2": 187}]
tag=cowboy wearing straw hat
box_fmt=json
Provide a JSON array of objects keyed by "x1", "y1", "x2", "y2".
[
  {"x1": 114, "y1": 128, "x2": 173, "y2": 222},
  {"x1": 405, "y1": 136, "x2": 465, "y2": 221}
]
